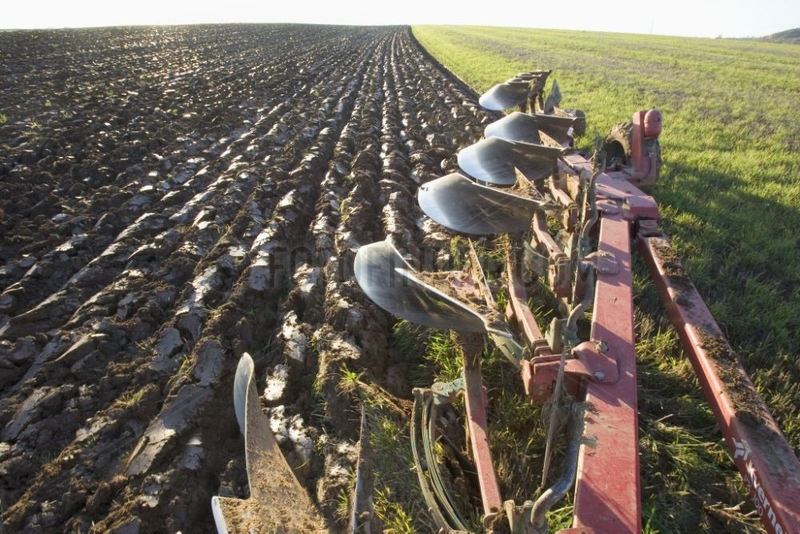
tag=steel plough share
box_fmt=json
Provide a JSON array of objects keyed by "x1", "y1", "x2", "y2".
[{"x1": 353, "y1": 70, "x2": 800, "y2": 534}]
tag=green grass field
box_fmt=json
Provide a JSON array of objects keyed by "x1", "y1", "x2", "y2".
[{"x1": 400, "y1": 26, "x2": 800, "y2": 532}]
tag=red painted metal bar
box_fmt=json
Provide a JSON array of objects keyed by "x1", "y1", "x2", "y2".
[
  {"x1": 638, "y1": 234, "x2": 800, "y2": 534},
  {"x1": 532, "y1": 210, "x2": 566, "y2": 259},
  {"x1": 568, "y1": 213, "x2": 641, "y2": 533},
  {"x1": 463, "y1": 357, "x2": 504, "y2": 520},
  {"x1": 547, "y1": 176, "x2": 578, "y2": 231},
  {"x1": 506, "y1": 246, "x2": 551, "y2": 355},
  {"x1": 531, "y1": 211, "x2": 571, "y2": 298}
]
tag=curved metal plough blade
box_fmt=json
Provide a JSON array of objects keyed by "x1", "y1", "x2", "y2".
[
  {"x1": 354, "y1": 240, "x2": 509, "y2": 336},
  {"x1": 484, "y1": 112, "x2": 543, "y2": 145},
  {"x1": 457, "y1": 136, "x2": 564, "y2": 186},
  {"x1": 418, "y1": 173, "x2": 543, "y2": 235},
  {"x1": 485, "y1": 111, "x2": 586, "y2": 146},
  {"x1": 478, "y1": 80, "x2": 531, "y2": 111},
  {"x1": 212, "y1": 353, "x2": 327, "y2": 533},
  {"x1": 478, "y1": 71, "x2": 552, "y2": 111}
]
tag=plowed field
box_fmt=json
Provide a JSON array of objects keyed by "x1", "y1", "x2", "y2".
[{"x1": 0, "y1": 24, "x2": 495, "y2": 532}]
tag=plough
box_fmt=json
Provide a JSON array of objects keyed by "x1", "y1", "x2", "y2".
[
  {"x1": 354, "y1": 70, "x2": 800, "y2": 533},
  {"x1": 213, "y1": 71, "x2": 800, "y2": 533}
]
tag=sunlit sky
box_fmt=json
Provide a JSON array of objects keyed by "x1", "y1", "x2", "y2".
[{"x1": 4, "y1": 0, "x2": 798, "y2": 38}]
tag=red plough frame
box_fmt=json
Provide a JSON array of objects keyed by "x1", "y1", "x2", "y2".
[{"x1": 354, "y1": 73, "x2": 800, "y2": 533}]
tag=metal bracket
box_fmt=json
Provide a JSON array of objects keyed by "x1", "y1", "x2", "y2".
[
  {"x1": 430, "y1": 378, "x2": 464, "y2": 406},
  {"x1": 523, "y1": 241, "x2": 549, "y2": 277},
  {"x1": 583, "y1": 250, "x2": 619, "y2": 275},
  {"x1": 523, "y1": 241, "x2": 571, "y2": 298},
  {"x1": 549, "y1": 256, "x2": 572, "y2": 298},
  {"x1": 596, "y1": 198, "x2": 619, "y2": 214},
  {"x1": 503, "y1": 500, "x2": 536, "y2": 533},
  {"x1": 637, "y1": 218, "x2": 661, "y2": 237},
  {"x1": 523, "y1": 339, "x2": 620, "y2": 405}
]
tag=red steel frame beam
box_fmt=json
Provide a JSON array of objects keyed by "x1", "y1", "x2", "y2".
[
  {"x1": 487, "y1": 138, "x2": 797, "y2": 533},
  {"x1": 506, "y1": 245, "x2": 551, "y2": 356},
  {"x1": 566, "y1": 213, "x2": 642, "y2": 533},
  {"x1": 463, "y1": 357, "x2": 504, "y2": 519},
  {"x1": 639, "y1": 234, "x2": 800, "y2": 534}
]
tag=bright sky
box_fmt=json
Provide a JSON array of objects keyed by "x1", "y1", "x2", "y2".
[{"x1": 4, "y1": 0, "x2": 798, "y2": 38}]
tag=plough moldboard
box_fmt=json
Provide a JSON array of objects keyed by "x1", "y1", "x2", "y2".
[
  {"x1": 215, "y1": 70, "x2": 800, "y2": 533},
  {"x1": 354, "y1": 70, "x2": 800, "y2": 533}
]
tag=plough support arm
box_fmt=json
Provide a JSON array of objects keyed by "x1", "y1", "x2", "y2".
[{"x1": 639, "y1": 232, "x2": 800, "y2": 534}]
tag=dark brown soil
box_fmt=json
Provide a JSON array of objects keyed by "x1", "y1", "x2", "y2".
[
  {"x1": 653, "y1": 241, "x2": 694, "y2": 307},
  {"x1": 0, "y1": 24, "x2": 495, "y2": 533}
]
